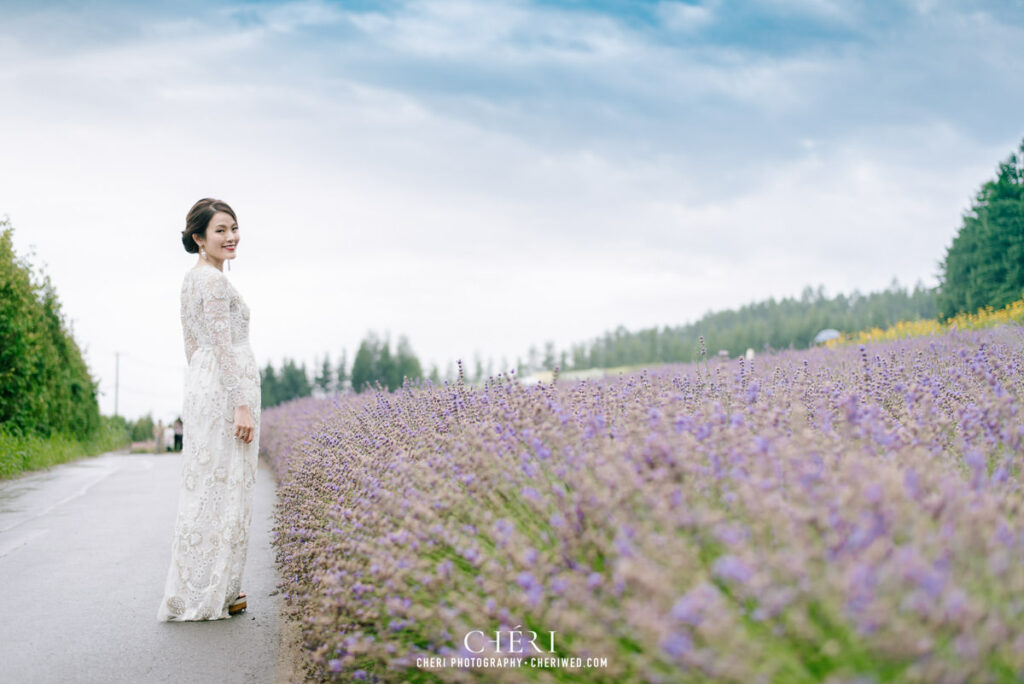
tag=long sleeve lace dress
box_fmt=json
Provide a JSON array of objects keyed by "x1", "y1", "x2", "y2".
[{"x1": 157, "y1": 263, "x2": 262, "y2": 621}]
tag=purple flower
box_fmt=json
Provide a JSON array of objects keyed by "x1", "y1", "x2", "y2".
[
  {"x1": 660, "y1": 631, "x2": 692, "y2": 659},
  {"x1": 520, "y1": 486, "x2": 542, "y2": 503},
  {"x1": 517, "y1": 571, "x2": 537, "y2": 589},
  {"x1": 670, "y1": 595, "x2": 702, "y2": 626},
  {"x1": 712, "y1": 555, "x2": 753, "y2": 584}
]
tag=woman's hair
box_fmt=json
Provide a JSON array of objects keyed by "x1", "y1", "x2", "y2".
[{"x1": 182, "y1": 198, "x2": 238, "y2": 254}]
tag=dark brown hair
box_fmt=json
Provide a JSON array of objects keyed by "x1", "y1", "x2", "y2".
[{"x1": 182, "y1": 198, "x2": 238, "y2": 254}]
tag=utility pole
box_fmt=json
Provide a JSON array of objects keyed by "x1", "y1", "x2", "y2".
[{"x1": 114, "y1": 351, "x2": 121, "y2": 417}]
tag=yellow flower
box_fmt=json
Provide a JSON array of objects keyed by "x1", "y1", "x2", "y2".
[{"x1": 830, "y1": 294, "x2": 1024, "y2": 347}]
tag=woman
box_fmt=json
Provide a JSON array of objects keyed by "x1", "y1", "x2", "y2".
[{"x1": 157, "y1": 198, "x2": 262, "y2": 621}]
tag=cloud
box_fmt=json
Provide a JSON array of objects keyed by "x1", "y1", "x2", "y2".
[
  {"x1": 657, "y1": 1, "x2": 716, "y2": 32},
  {"x1": 753, "y1": 0, "x2": 858, "y2": 25},
  {"x1": 343, "y1": 0, "x2": 635, "y2": 64},
  {"x1": 220, "y1": 0, "x2": 345, "y2": 33}
]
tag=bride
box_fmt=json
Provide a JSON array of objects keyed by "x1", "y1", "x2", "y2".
[{"x1": 157, "y1": 198, "x2": 262, "y2": 622}]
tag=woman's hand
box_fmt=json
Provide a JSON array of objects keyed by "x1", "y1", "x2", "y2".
[{"x1": 234, "y1": 405, "x2": 255, "y2": 444}]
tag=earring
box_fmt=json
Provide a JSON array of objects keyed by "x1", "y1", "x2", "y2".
[
  {"x1": 200, "y1": 248, "x2": 206, "y2": 259},
  {"x1": 227, "y1": 258, "x2": 231, "y2": 272}
]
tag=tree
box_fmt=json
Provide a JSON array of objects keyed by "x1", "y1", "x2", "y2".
[
  {"x1": 336, "y1": 349, "x2": 348, "y2": 393},
  {"x1": 277, "y1": 358, "x2": 311, "y2": 403},
  {"x1": 130, "y1": 412, "x2": 154, "y2": 442},
  {"x1": 395, "y1": 335, "x2": 423, "y2": 388},
  {"x1": 542, "y1": 341, "x2": 556, "y2": 371},
  {"x1": 350, "y1": 335, "x2": 378, "y2": 393},
  {"x1": 260, "y1": 362, "x2": 279, "y2": 408},
  {"x1": 939, "y1": 138, "x2": 1024, "y2": 317},
  {"x1": 314, "y1": 353, "x2": 333, "y2": 395},
  {"x1": 526, "y1": 345, "x2": 540, "y2": 373},
  {"x1": 378, "y1": 336, "x2": 398, "y2": 390},
  {"x1": 348, "y1": 332, "x2": 423, "y2": 392}
]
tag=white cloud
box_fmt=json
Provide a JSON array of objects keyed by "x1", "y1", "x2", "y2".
[
  {"x1": 657, "y1": 1, "x2": 716, "y2": 32},
  {"x1": 754, "y1": 0, "x2": 859, "y2": 25},
  {"x1": 345, "y1": 0, "x2": 632, "y2": 62}
]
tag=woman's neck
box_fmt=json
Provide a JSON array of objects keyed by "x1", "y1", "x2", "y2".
[{"x1": 197, "y1": 256, "x2": 224, "y2": 271}]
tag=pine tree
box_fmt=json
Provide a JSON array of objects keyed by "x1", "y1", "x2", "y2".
[
  {"x1": 335, "y1": 349, "x2": 348, "y2": 393},
  {"x1": 396, "y1": 335, "x2": 423, "y2": 388},
  {"x1": 278, "y1": 358, "x2": 312, "y2": 402},
  {"x1": 314, "y1": 353, "x2": 334, "y2": 395},
  {"x1": 351, "y1": 336, "x2": 377, "y2": 393},
  {"x1": 939, "y1": 138, "x2": 1024, "y2": 317},
  {"x1": 378, "y1": 336, "x2": 397, "y2": 391},
  {"x1": 261, "y1": 362, "x2": 279, "y2": 407}
]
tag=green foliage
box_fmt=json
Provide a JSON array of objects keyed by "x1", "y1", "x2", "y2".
[
  {"x1": 351, "y1": 336, "x2": 376, "y2": 393},
  {"x1": 129, "y1": 412, "x2": 155, "y2": 442},
  {"x1": 528, "y1": 281, "x2": 936, "y2": 372},
  {"x1": 261, "y1": 362, "x2": 280, "y2": 409},
  {"x1": 260, "y1": 357, "x2": 313, "y2": 407},
  {"x1": 259, "y1": 348, "x2": 355, "y2": 407},
  {"x1": 0, "y1": 414, "x2": 128, "y2": 479},
  {"x1": 395, "y1": 336, "x2": 423, "y2": 388},
  {"x1": 314, "y1": 354, "x2": 334, "y2": 394},
  {"x1": 939, "y1": 138, "x2": 1024, "y2": 318},
  {"x1": 350, "y1": 331, "x2": 424, "y2": 393},
  {"x1": 335, "y1": 349, "x2": 348, "y2": 392},
  {"x1": 0, "y1": 220, "x2": 101, "y2": 440}
]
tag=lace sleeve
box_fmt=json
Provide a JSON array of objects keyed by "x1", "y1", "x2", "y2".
[
  {"x1": 182, "y1": 298, "x2": 197, "y2": 364},
  {"x1": 200, "y1": 272, "x2": 247, "y2": 410}
]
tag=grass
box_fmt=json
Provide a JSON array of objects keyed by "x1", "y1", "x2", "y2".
[{"x1": 0, "y1": 417, "x2": 130, "y2": 479}]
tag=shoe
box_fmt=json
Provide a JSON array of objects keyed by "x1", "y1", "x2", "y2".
[{"x1": 228, "y1": 592, "x2": 247, "y2": 616}]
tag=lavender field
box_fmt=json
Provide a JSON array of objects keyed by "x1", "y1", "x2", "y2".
[{"x1": 261, "y1": 326, "x2": 1024, "y2": 683}]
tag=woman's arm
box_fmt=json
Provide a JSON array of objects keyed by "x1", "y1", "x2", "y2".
[
  {"x1": 199, "y1": 272, "x2": 247, "y2": 411},
  {"x1": 181, "y1": 297, "x2": 198, "y2": 364}
]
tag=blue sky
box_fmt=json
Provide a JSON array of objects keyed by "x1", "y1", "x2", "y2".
[{"x1": 1, "y1": 0, "x2": 1022, "y2": 420}]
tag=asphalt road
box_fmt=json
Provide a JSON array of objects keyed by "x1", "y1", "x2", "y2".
[{"x1": 0, "y1": 450, "x2": 303, "y2": 684}]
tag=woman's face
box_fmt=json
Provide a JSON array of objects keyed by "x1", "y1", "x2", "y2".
[{"x1": 197, "y1": 211, "x2": 239, "y2": 262}]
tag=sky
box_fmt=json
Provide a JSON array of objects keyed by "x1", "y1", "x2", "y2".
[{"x1": 1, "y1": 0, "x2": 1023, "y2": 423}]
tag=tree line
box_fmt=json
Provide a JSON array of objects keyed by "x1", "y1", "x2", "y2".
[
  {"x1": 0, "y1": 221, "x2": 101, "y2": 439},
  {"x1": 0, "y1": 220, "x2": 127, "y2": 477},
  {"x1": 260, "y1": 332, "x2": 425, "y2": 408},
  {"x1": 505, "y1": 280, "x2": 935, "y2": 375}
]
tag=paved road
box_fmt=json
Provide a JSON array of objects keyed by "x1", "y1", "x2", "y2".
[{"x1": 0, "y1": 450, "x2": 303, "y2": 684}]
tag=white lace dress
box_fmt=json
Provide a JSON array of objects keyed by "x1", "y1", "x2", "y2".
[{"x1": 157, "y1": 263, "x2": 262, "y2": 621}]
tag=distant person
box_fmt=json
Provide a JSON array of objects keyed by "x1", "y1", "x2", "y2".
[
  {"x1": 172, "y1": 417, "x2": 183, "y2": 451},
  {"x1": 157, "y1": 198, "x2": 261, "y2": 622},
  {"x1": 163, "y1": 424, "x2": 175, "y2": 452}
]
